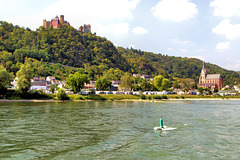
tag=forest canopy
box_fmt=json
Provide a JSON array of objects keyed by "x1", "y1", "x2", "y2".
[{"x1": 0, "y1": 21, "x2": 239, "y2": 86}]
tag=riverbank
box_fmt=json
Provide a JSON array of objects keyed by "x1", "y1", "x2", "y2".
[{"x1": 1, "y1": 97, "x2": 240, "y2": 103}]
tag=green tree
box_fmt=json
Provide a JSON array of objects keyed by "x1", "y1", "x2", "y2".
[
  {"x1": 154, "y1": 75, "x2": 169, "y2": 91},
  {"x1": 197, "y1": 87, "x2": 204, "y2": 94},
  {"x1": 49, "y1": 83, "x2": 58, "y2": 94},
  {"x1": 56, "y1": 88, "x2": 68, "y2": 100},
  {"x1": 213, "y1": 88, "x2": 218, "y2": 93},
  {"x1": 119, "y1": 73, "x2": 133, "y2": 91},
  {"x1": 66, "y1": 72, "x2": 89, "y2": 93},
  {"x1": 154, "y1": 75, "x2": 164, "y2": 91},
  {"x1": 0, "y1": 65, "x2": 12, "y2": 94},
  {"x1": 172, "y1": 81, "x2": 180, "y2": 89},
  {"x1": 133, "y1": 84, "x2": 141, "y2": 91},
  {"x1": 162, "y1": 78, "x2": 170, "y2": 90},
  {"x1": 204, "y1": 88, "x2": 211, "y2": 94},
  {"x1": 95, "y1": 77, "x2": 112, "y2": 91},
  {"x1": 16, "y1": 62, "x2": 33, "y2": 94},
  {"x1": 183, "y1": 78, "x2": 195, "y2": 90},
  {"x1": 140, "y1": 79, "x2": 152, "y2": 91}
]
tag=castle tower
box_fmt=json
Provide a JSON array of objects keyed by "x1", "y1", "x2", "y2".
[
  {"x1": 199, "y1": 61, "x2": 207, "y2": 84},
  {"x1": 60, "y1": 15, "x2": 64, "y2": 24},
  {"x1": 43, "y1": 19, "x2": 47, "y2": 28},
  {"x1": 43, "y1": 19, "x2": 51, "y2": 29},
  {"x1": 84, "y1": 24, "x2": 91, "y2": 33}
]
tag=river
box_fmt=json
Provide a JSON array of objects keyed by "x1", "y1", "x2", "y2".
[{"x1": 0, "y1": 100, "x2": 240, "y2": 159}]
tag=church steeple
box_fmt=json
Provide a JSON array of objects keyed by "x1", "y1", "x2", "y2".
[
  {"x1": 199, "y1": 61, "x2": 207, "y2": 84},
  {"x1": 201, "y1": 61, "x2": 207, "y2": 75}
]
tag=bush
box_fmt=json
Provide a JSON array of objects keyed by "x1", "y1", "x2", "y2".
[
  {"x1": 181, "y1": 95, "x2": 185, "y2": 99},
  {"x1": 140, "y1": 94, "x2": 146, "y2": 99},
  {"x1": 147, "y1": 95, "x2": 152, "y2": 100},
  {"x1": 161, "y1": 95, "x2": 168, "y2": 99},
  {"x1": 153, "y1": 95, "x2": 162, "y2": 99},
  {"x1": 75, "y1": 95, "x2": 84, "y2": 100},
  {"x1": 109, "y1": 97, "x2": 114, "y2": 101},
  {"x1": 56, "y1": 89, "x2": 69, "y2": 100}
]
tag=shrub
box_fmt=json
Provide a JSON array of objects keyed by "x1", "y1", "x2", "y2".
[
  {"x1": 75, "y1": 95, "x2": 84, "y2": 100},
  {"x1": 153, "y1": 95, "x2": 162, "y2": 99},
  {"x1": 147, "y1": 95, "x2": 152, "y2": 100},
  {"x1": 161, "y1": 95, "x2": 168, "y2": 99},
  {"x1": 181, "y1": 95, "x2": 185, "y2": 99},
  {"x1": 109, "y1": 97, "x2": 114, "y2": 101},
  {"x1": 56, "y1": 89, "x2": 69, "y2": 100},
  {"x1": 140, "y1": 94, "x2": 146, "y2": 99}
]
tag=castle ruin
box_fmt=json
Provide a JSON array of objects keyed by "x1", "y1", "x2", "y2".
[
  {"x1": 79, "y1": 24, "x2": 91, "y2": 34},
  {"x1": 43, "y1": 15, "x2": 70, "y2": 29},
  {"x1": 43, "y1": 15, "x2": 92, "y2": 34}
]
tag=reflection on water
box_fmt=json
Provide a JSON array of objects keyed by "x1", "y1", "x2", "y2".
[{"x1": 0, "y1": 101, "x2": 240, "y2": 159}]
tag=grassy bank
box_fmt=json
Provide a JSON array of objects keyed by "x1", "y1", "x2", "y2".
[
  {"x1": 68, "y1": 94, "x2": 140, "y2": 100},
  {"x1": 2, "y1": 90, "x2": 54, "y2": 100},
  {"x1": 167, "y1": 94, "x2": 240, "y2": 99},
  {"x1": 2, "y1": 90, "x2": 240, "y2": 101}
]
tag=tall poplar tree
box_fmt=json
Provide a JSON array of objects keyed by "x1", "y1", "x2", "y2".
[
  {"x1": 119, "y1": 73, "x2": 133, "y2": 91},
  {"x1": 16, "y1": 62, "x2": 33, "y2": 94}
]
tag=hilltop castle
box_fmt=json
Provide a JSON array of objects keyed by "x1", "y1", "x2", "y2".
[
  {"x1": 43, "y1": 15, "x2": 70, "y2": 29},
  {"x1": 43, "y1": 15, "x2": 92, "y2": 34},
  {"x1": 198, "y1": 62, "x2": 223, "y2": 90}
]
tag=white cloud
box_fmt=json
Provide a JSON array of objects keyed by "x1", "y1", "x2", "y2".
[
  {"x1": 167, "y1": 48, "x2": 173, "y2": 51},
  {"x1": 212, "y1": 19, "x2": 240, "y2": 39},
  {"x1": 215, "y1": 42, "x2": 231, "y2": 51},
  {"x1": 151, "y1": 0, "x2": 198, "y2": 22},
  {"x1": 171, "y1": 38, "x2": 194, "y2": 45},
  {"x1": 8, "y1": 0, "x2": 140, "y2": 36},
  {"x1": 131, "y1": 26, "x2": 148, "y2": 35},
  {"x1": 210, "y1": 0, "x2": 240, "y2": 18}
]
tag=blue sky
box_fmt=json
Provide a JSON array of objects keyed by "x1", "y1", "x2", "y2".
[{"x1": 1, "y1": 0, "x2": 240, "y2": 71}]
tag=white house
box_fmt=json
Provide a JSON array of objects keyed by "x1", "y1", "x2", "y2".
[{"x1": 30, "y1": 81, "x2": 47, "y2": 90}]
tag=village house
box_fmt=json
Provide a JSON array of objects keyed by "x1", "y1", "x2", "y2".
[
  {"x1": 110, "y1": 80, "x2": 122, "y2": 91},
  {"x1": 30, "y1": 77, "x2": 47, "y2": 90},
  {"x1": 133, "y1": 74, "x2": 141, "y2": 77},
  {"x1": 11, "y1": 77, "x2": 18, "y2": 89},
  {"x1": 84, "y1": 80, "x2": 96, "y2": 91},
  {"x1": 133, "y1": 74, "x2": 153, "y2": 81}
]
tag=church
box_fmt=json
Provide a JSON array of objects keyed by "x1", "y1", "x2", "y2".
[{"x1": 198, "y1": 62, "x2": 223, "y2": 90}]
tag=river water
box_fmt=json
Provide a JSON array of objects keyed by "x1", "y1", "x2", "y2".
[{"x1": 0, "y1": 100, "x2": 240, "y2": 160}]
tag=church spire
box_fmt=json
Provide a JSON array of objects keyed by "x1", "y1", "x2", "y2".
[{"x1": 201, "y1": 61, "x2": 207, "y2": 75}]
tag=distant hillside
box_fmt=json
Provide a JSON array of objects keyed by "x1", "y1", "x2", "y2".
[
  {"x1": 0, "y1": 21, "x2": 239, "y2": 85},
  {"x1": 0, "y1": 21, "x2": 130, "y2": 70},
  {"x1": 118, "y1": 47, "x2": 240, "y2": 85}
]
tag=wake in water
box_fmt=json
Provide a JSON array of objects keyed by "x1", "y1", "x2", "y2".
[{"x1": 154, "y1": 125, "x2": 177, "y2": 131}]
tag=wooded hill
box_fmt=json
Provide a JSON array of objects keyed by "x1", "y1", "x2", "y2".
[{"x1": 0, "y1": 21, "x2": 239, "y2": 86}]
